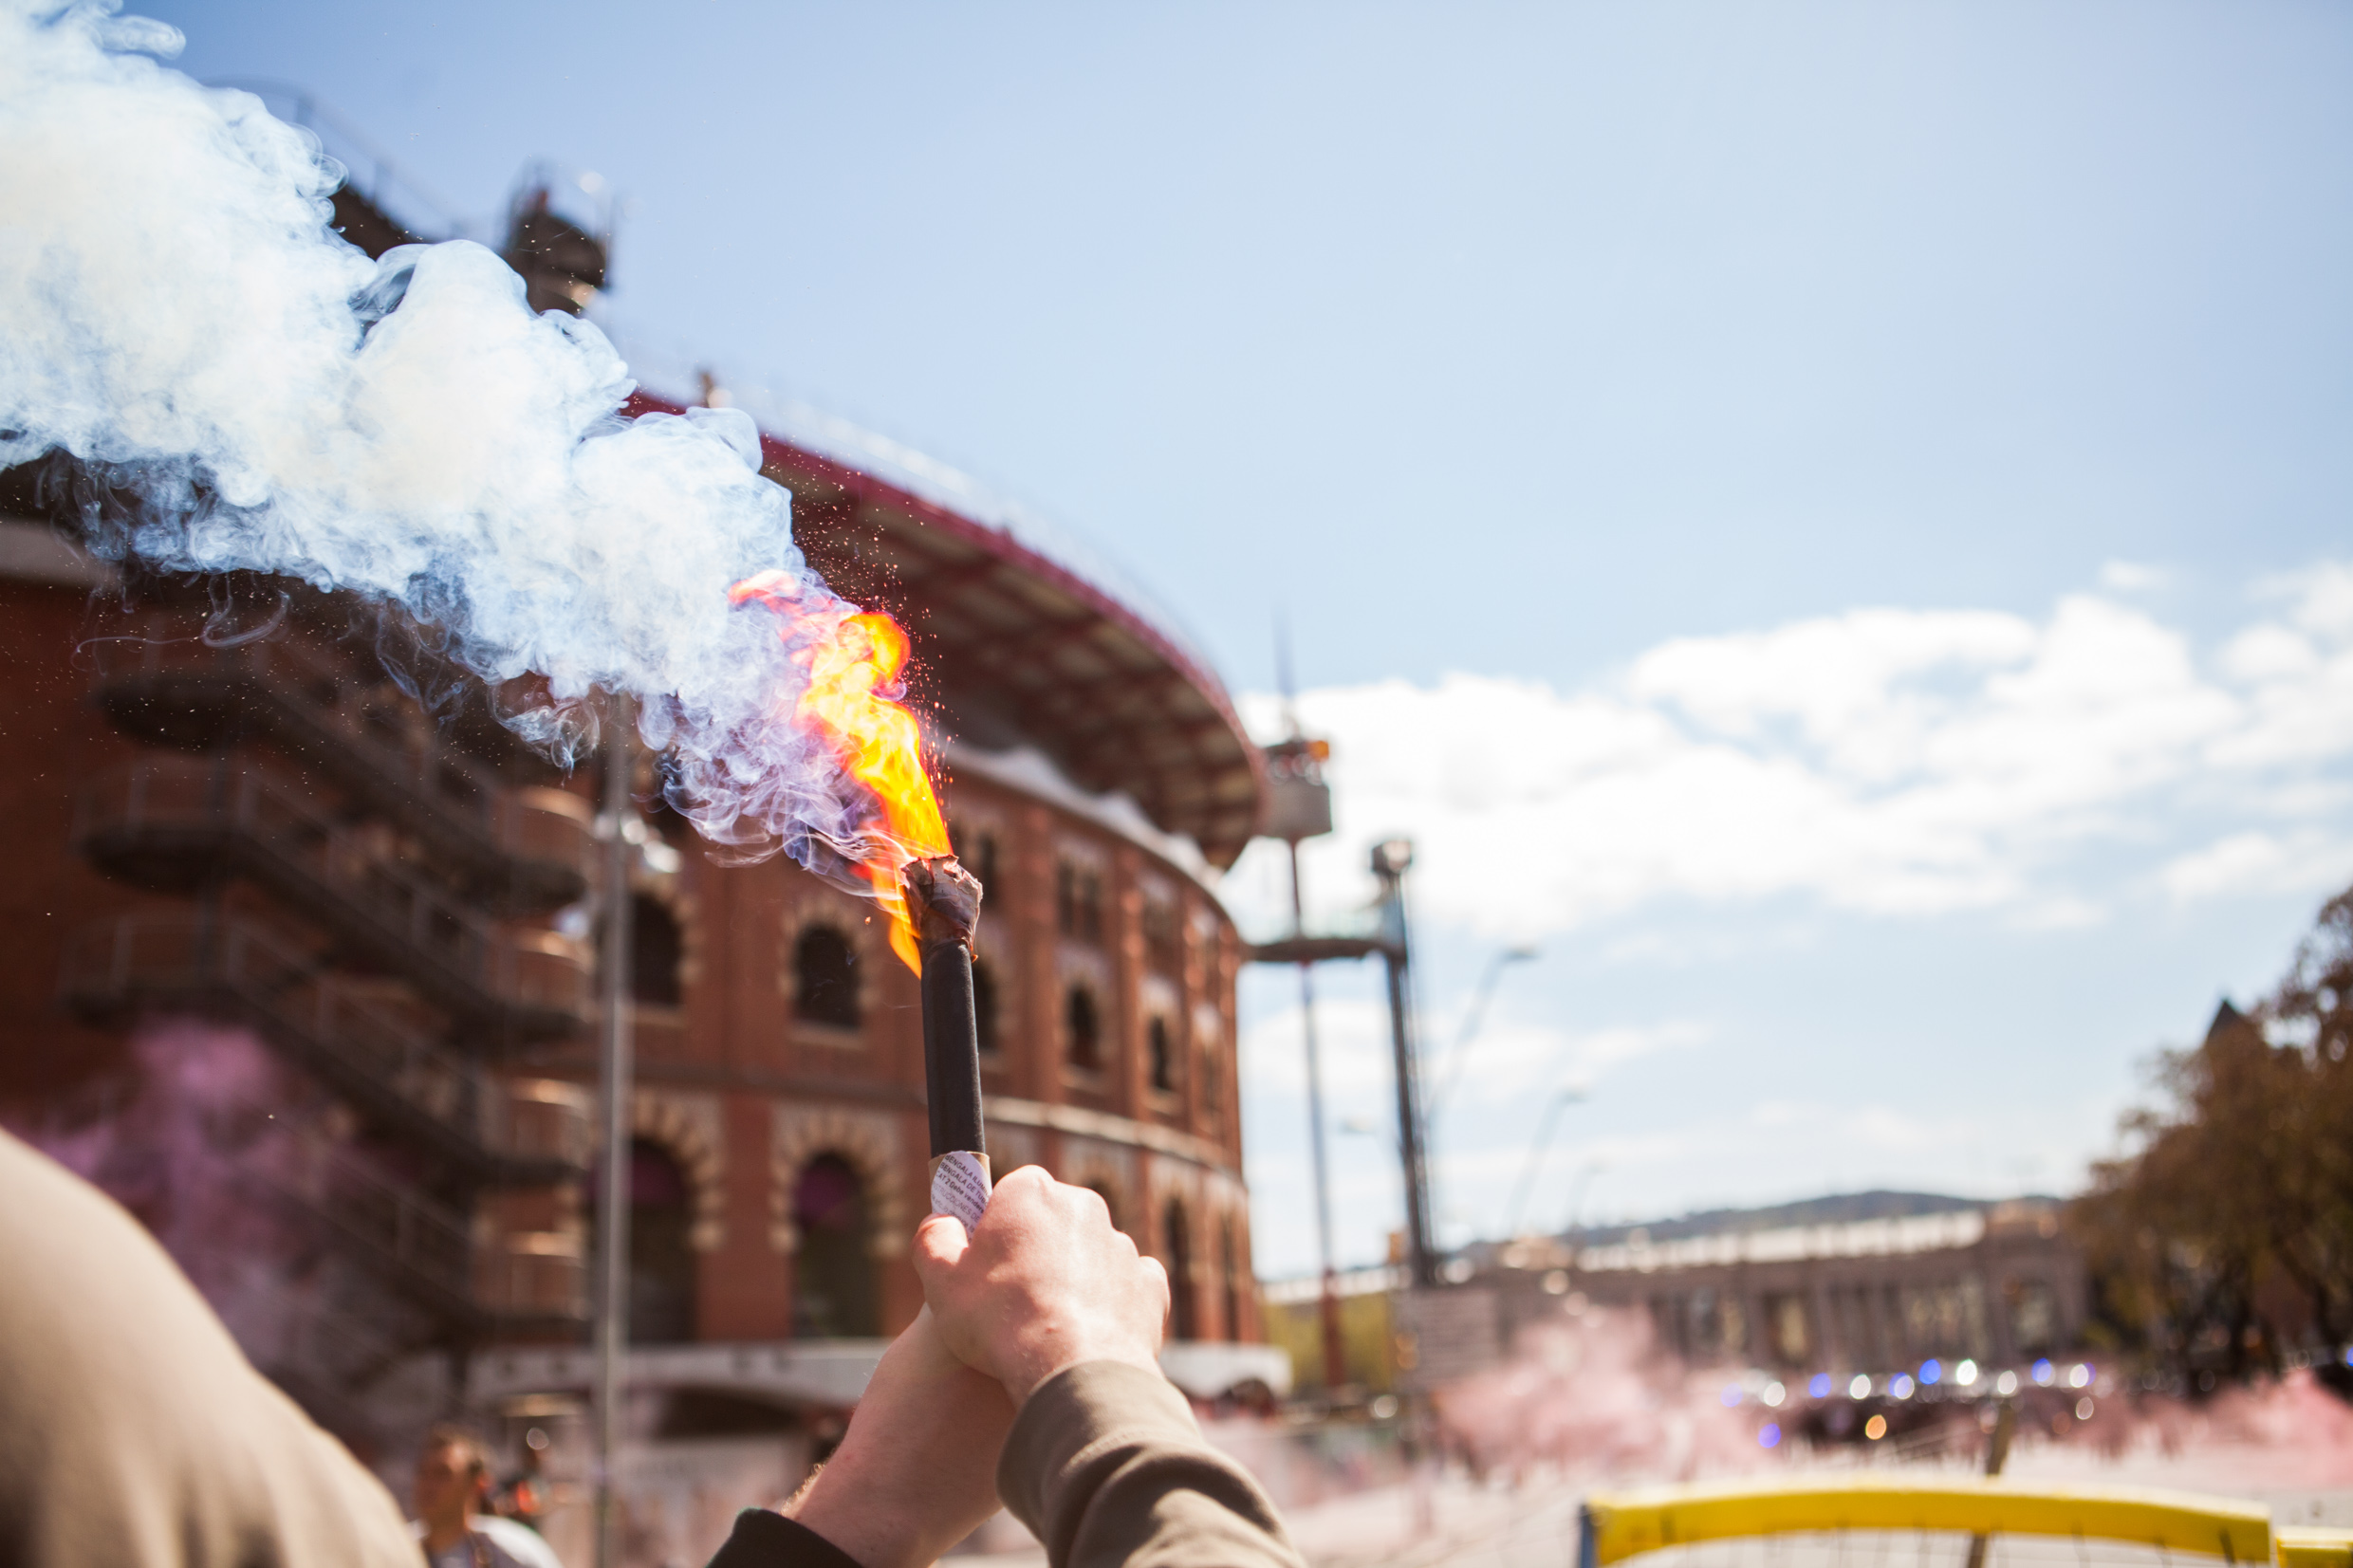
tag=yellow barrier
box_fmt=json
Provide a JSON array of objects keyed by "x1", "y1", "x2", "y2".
[
  {"x1": 1580, "y1": 1477, "x2": 2306, "y2": 1567},
  {"x1": 2277, "y1": 1529, "x2": 2353, "y2": 1568}
]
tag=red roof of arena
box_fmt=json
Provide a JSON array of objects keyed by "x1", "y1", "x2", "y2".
[{"x1": 624, "y1": 391, "x2": 1267, "y2": 870}]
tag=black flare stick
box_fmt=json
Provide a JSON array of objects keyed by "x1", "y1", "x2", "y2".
[{"x1": 904, "y1": 857, "x2": 990, "y2": 1226}]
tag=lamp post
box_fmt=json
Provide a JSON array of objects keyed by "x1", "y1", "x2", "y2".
[
  {"x1": 1504, "y1": 1084, "x2": 1589, "y2": 1239},
  {"x1": 592, "y1": 695, "x2": 635, "y2": 1568},
  {"x1": 1368, "y1": 838, "x2": 1436, "y2": 1290},
  {"x1": 1264, "y1": 730, "x2": 1344, "y2": 1393},
  {"x1": 1429, "y1": 945, "x2": 1539, "y2": 1125}
]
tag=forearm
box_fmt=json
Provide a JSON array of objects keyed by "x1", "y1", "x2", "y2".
[{"x1": 998, "y1": 1362, "x2": 1305, "y2": 1568}]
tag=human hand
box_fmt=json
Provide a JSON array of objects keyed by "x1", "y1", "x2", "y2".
[
  {"x1": 783, "y1": 1306, "x2": 1014, "y2": 1568},
  {"x1": 912, "y1": 1164, "x2": 1170, "y2": 1407}
]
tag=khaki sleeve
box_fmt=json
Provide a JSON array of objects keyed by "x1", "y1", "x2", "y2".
[
  {"x1": 0, "y1": 1130, "x2": 421, "y2": 1568},
  {"x1": 997, "y1": 1360, "x2": 1306, "y2": 1568}
]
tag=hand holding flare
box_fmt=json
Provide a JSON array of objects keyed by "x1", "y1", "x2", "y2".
[{"x1": 904, "y1": 857, "x2": 991, "y2": 1229}]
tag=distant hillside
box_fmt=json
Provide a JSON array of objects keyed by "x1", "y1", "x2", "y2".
[{"x1": 1566, "y1": 1190, "x2": 2052, "y2": 1247}]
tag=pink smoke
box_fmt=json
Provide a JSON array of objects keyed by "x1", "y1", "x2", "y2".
[
  {"x1": 19, "y1": 1018, "x2": 316, "y2": 1345},
  {"x1": 1432, "y1": 1307, "x2": 1779, "y2": 1485}
]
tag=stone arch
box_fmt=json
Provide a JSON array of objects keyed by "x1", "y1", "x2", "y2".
[
  {"x1": 1160, "y1": 1189, "x2": 1199, "y2": 1341},
  {"x1": 1064, "y1": 980, "x2": 1104, "y2": 1070},
  {"x1": 630, "y1": 1090, "x2": 727, "y2": 1251},
  {"x1": 769, "y1": 1103, "x2": 908, "y2": 1258},
  {"x1": 1192, "y1": 1003, "x2": 1227, "y2": 1117}
]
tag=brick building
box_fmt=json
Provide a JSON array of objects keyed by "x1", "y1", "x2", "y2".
[{"x1": 0, "y1": 166, "x2": 1281, "y2": 1558}]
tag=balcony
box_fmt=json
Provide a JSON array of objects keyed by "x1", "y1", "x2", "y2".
[
  {"x1": 88, "y1": 630, "x2": 590, "y2": 911},
  {"x1": 74, "y1": 760, "x2": 589, "y2": 1041},
  {"x1": 260, "y1": 1134, "x2": 587, "y2": 1333},
  {"x1": 60, "y1": 912, "x2": 589, "y2": 1184}
]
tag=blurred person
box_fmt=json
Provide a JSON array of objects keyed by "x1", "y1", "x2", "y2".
[
  {"x1": 0, "y1": 1128, "x2": 418, "y2": 1567},
  {"x1": 707, "y1": 1166, "x2": 1301, "y2": 1568},
  {"x1": 413, "y1": 1425, "x2": 564, "y2": 1568}
]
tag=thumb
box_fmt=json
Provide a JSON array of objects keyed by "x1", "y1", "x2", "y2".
[{"x1": 912, "y1": 1211, "x2": 971, "y2": 1286}]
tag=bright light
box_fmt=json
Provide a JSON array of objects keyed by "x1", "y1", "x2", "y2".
[
  {"x1": 1919, "y1": 1358, "x2": 1942, "y2": 1386},
  {"x1": 1890, "y1": 1374, "x2": 1917, "y2": 1399},
  {"x1": 1955, "y1": 1359, "x2": 1979, "y2": 1386},
  {"x1": 2075, "y1": 1397, "x2": 2095, "y2": 1420},
  {"x1": 1809, "y1": 1374, "x2": 1832, "y2": 1398},
  {"x1": 2067, "y1": 1363, "x2": 2092, "y2": 1389},
  {"x1": 1864, "y1": 1413, "x2": 1888, "y2": 1441},
  {"x1": 1849, "y1": 1374, "x2": 1872, "y2": 1399},
  {"x1": 1995, "y1": 1370, "x2": 2019, "y2": 1396},
  {"x1": 2031, "y1": 1358, "x2": 2054, "y2": 1386},
  {"x1": 1763, "y1": 1381, "x2": 1787, "y2": 1408},
  {"x1": 1720, "y1": 1383, "x2": 1743, "y2": 1408},
  {"x1": 1758, "y1": 1423, "x2": 1782, "y2": 1448}
]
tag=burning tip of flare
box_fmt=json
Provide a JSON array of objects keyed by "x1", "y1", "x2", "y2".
[
  {"x1": 730, "y1": 575, "x2": 952, "y2": 971},
  {"x1": 903, "y1": 856, "x2": 984, "y2": 956}
]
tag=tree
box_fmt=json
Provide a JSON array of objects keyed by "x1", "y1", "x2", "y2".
[{"x1": 2072, "y1": 888, "x2": 2353, "y2": 1385}]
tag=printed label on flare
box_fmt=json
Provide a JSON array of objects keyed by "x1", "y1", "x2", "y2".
[{"x1": 930, "y1": 1150, "x2": 991, "y2": 1231}]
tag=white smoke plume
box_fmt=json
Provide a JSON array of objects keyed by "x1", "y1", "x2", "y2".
[{"x1": 0, "y1": 2, "x2": 876, "y2": 868}]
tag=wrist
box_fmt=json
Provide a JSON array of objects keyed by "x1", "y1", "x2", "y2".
[{"x1": 1001, "y1": 1339, "x2": 1164, "y2": 1408}]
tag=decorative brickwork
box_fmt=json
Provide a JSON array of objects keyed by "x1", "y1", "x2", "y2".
[
  {"x1": 631, "y1": 1089, "x2": 729, "y2": 1251},
  {"x1": 769, "y1": 1102, "x2": 909, "y2": 1259}
]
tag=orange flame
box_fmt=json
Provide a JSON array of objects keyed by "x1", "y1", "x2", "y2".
[{"x1": 729, "y1": 570, "x2": 947, "y2": 971}]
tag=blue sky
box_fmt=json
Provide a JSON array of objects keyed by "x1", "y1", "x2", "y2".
[{"x1": 140, "y1": 1, "x2": 2353, "y2": 1275}]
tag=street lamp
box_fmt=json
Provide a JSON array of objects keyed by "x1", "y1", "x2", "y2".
[
  {"x1": 1430, "y1": 945, "x2": 1540, "y2": 1123},
  {"x1": 1504, "y1": 1083, "x2": 1589, "y2": 1239}
]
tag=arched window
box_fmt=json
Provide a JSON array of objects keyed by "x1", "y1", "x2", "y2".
[
  {"x1": 792, "y1": 1154, "x2": 878, "y2": 1337},
  {"x1": 1056, "y1": 860, "x2": 1102, "y2": 944},
  {"x1": 794, "y1": 925, "x2": 859, "y2": 1028},
  {"x1": 630, "y1": 894, "x2": 683, "y2": 1005},
  {"x1": 1065, "y1": 984, "x2": 1101, "y2": 1071},
  {"x1": 1220, "y1": 1218, "x2": 1240, "y2": 1342},
  {"x1": 1141, "y1": 897, "x2": 1181, "y2": 975},
  {"x1": 596, "y1": 1138, "x2": 695, "y2": 1344},
  {"x1": 1147, "y1": 1016, "x2": 1175, "y2": 1094},
  {"x1": 1163, "y1": 1199, "x2": 1196, "y2": 1341},
  {"x1": 972, "y1": 958, "x2": 1000, "y2": 1059}
]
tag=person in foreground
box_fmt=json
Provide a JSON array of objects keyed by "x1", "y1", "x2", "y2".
[
  {"x1": 709, "y1": 1166, "x2": 1305, "y2": 1568},
  {"x1": 0, "y1": 1127, "x2": 420, "y2": 1567}
]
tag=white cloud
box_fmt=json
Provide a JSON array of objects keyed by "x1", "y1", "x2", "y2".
[
  {"x1": 2099, "y1": 560, "x2": 2169, "y2": 594},
  {"x1": 1241, "y1": 1002, "x2": 1700, "y2": 1108},
  {"x1": 2158, "y1": 829, "x2": 2353, "y2": 904},
  {"x1": 1232, "y1": 565, "x2": 2353, "y2": 937}
]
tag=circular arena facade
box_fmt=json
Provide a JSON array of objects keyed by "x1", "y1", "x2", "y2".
[{"x1": 0, "y1": 360, "x2": 1281, "y2": 1555}]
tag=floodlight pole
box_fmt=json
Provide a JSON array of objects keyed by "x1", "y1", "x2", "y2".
[
  {"x1": 593, "y1": 695, "x2": 635, "y2": 1568},
  {"x1": 1371, "y1": 839, "x2": 1436, "y2": 1290},
  {"x1": 1263, "y1": 711, "x2": 1346, "y2": 1395},
  {"x1": 1288, "y1": 839, "x2": 1346, "y2": 1393}
]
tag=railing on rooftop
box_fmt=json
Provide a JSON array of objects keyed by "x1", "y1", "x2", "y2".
[
  {"x1": 209, "y1": 80, "x2": 475, "y2": 244},
  {"x1": 612, "y1": 336, "x2": 1226, "y2": 681}
]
